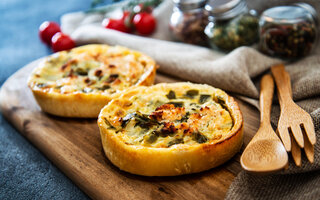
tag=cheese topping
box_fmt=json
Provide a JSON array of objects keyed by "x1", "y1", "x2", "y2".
[
  {"x1": 28, "y1": 45, "x2": 154, "y2": 95},
  {"x1": 102, "y1": 88, "x2": 233, "y2": 148}
]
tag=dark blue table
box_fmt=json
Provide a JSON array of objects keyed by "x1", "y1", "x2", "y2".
[{"x1": 0, "y1": 1, "x2": 110, "y2": 199}]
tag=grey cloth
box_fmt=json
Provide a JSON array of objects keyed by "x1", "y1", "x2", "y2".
[{"x1": 60, "y1": 0, "x2": 320, "y2": 199}]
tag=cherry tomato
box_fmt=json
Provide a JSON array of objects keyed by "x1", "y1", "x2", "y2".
[
  {"x1": 102, "y1": 16, "x2": 131, "y2": 33},
  {"x1": 133, "y1": 12, "x2": 156, "y2": 35},
  {"x1": 39, "y1": 21, "x2": 61, "y2": 45},
  {"x1": 51, "y1": 32, "x2": 75, "y2": 52}
]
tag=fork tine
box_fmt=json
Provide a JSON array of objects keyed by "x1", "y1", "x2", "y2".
[
  {"x1": 302, "y1": 127, "x2": 314, "y2": 163},
  {"x1": 277, "y1": 126, "x2": 291, "y2": 152},
  {"x1": 291, "y1": 134, "x2": 301, "y2": 166},
  {"x1": 290, "y1": 125, "x2": 304, "y2": 148},
  {"x1": 302, "y1": 121, "x2": 316, "y2": 145}
]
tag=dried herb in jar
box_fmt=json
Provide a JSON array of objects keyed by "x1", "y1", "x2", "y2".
[
  {"x1": 206, "y1": 13, "x2": 259, "y2": 51},
  {"x1": 261, "y1": 22, "x2": 316, "y2": 58},
  {"x1": 170, "y1": 11, "x2": 209, "y2": 46},
  {"x1": 204, "y1": 0, "x2": 259, "y2": 52},
  {"x1": 170, "y1": 0, "x2": 209, "y2": 46},
  {"x1": 259, "y1": 4, "x2": 318, "y2": 59}
]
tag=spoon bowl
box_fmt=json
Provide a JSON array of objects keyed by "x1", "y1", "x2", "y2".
[{"x1": 241, "y1": 135, "x2": 288, "y2": 173}]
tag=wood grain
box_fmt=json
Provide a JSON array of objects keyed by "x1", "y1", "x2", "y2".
[
  {"x1": 271, "y1": 64, "x2": 316, "y2": 164},
  {"x1": 240, "y1": 74, "x2": 288, "y2": 173},
  {"x1": 0, "y1": 58, "x2": 260, "y2": 200}
]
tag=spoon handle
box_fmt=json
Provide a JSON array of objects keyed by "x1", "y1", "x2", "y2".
[{"x1": 260, "y1": 74, "x2": 274, "y2": 126}]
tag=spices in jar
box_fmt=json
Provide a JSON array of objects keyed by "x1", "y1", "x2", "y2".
[
  {"x1": 204, "y1": 0, "x2": 259, "y2": 52},
  {"x1": 169, "y1": 0, "x2": 209, "y2": 46},
  {"x1": 259, "y1": 3, "x2": 318, "y2": 59}
]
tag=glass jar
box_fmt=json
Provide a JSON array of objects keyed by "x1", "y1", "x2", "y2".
[
  {"x1": 259, "y1": 3, "x2": 318, "y2": 59},
  {"x1": 204, "y1": 0, "x2": 259, "y2": 52},
  {"x1": 169, "y1": 0, "x2": 209, "y2": 46}
]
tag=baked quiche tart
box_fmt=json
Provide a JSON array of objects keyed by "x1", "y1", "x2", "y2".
[
  {"x1": 98, "y1": 82, "x2": 243, "y2": 176},
  {"x1": 28, "y1": 44, "x2": 157, "y2": 118}
]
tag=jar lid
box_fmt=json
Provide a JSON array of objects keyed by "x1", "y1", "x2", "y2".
[
  {"x1": 294, "y1": 3, "x2": 318, "y2": 26},
  {"x1": 205, "y1": 0, "x2": 246, "y2": 20},
  {"x1": 262, "y1": 4, "x2": 318, "y2": 25},
  {"x1": 173, "y1": 0, "x2": 208, "y2": 11}
]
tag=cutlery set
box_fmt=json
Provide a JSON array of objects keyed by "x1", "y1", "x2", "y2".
[{"x1": 241, "y1": 64, "x2": 316, "y2": 173}]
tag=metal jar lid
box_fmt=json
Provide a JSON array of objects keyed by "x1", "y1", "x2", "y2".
[
  {"x1": 173, "y1": 0, "x2": 208, "y2": 11},
  {"x1": 205, "y1": 0, "x2": 247, "y2": 20},
  {"x1": 261, "y1": 3, "x2": 318, "y2": 26},
  {"x1": 294, "y1": 3, "x2": 319, "y2": 26}
]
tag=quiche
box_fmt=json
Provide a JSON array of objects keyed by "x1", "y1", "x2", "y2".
[
  {"x1": 28, "y1": 44, "x2": 157, "y2": 118},
  {"x1": 98, "y1": 82, "x2": 243, "y2": 176}
]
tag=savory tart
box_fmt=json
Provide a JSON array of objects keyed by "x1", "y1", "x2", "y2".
[
  {"x1": 28, "y1": 44, "x2": 157, "y2": 118},
  {"x1": 98, "y1": 82, "x2": 243, "y2": 176}
]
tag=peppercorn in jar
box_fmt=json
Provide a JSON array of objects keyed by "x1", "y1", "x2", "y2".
[
  {"x1": 259, "y1": 3, "x2": 318, "y2": 59},
  {"x1": 169, "y1": 0, "x2": 209, "y2": 46},
  {"x1": 204, "y1": 0, "x2": 259, "y2": 52}
]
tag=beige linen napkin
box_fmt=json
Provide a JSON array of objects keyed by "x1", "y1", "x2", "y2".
[{"x1": 61, "y1": 0, "x2": 320, "y2": 199}]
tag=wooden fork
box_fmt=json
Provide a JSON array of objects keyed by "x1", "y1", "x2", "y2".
[{"x1": 271, "y1": 64, "x2": 316, "y2": 166}]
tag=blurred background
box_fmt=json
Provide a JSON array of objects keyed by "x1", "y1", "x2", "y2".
[{"x1": 0, "y1": 1, "x2": 111, "y2": 199}]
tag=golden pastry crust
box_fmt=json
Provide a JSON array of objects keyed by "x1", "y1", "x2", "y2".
[
  {"x1": 98, "y1": 82, "x2": 243, "y2": 176},
  {"x1": 28, "y1": 44, "x2": 157, "y2": 118}
]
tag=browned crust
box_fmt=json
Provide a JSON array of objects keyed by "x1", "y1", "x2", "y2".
[
  {"x1": 98, "y1": 83, "x2": 243, "y2": 176},
  {"x1": 28, "y1": 45, "x2": 157, "y2": 118}
]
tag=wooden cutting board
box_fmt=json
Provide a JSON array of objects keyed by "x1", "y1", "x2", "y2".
[{"x1": 0, "y1": 58, "x2": 260, "y2": 200}]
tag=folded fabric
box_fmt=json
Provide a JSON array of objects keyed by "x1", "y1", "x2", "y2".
[{"x1": 61, "y1": 0, "x2": 320, "y2": 199}]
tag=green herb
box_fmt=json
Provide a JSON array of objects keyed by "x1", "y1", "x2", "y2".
[
  {"x1": 121, "y1": 113, "x2": 134, "y2": 128},
  {"x1": 104, "y1": 118, "x2": 116, "y2": 129},
  {"x1": 184, "y1": 89, "x2": 199, "y2": 99},
  {"x1": 166, "y1": 90, "x2": 176, "y2": 99},
  {"x1": 144, "y1": 131, "x2": 159, "y2": 144},
  {"x1": 106, "y1": 74, "x2": 119, "y2": 83},
  {"x1": 130, "y1": 112, "x2": 158, "y2": 129},
  {"x1": 54, "y1": 85, "x2": 62, "y2": 89},
  {"x1": 193, "y1": 132, "x2": 208, "y2": 143},
  {"x1": 97, "y1": 85, "x2": 110, "y2": 90},
  {"x1": 179, "y1": 112, "x2": 190, "y2": 123},
  {"x1": 82, "y1": 88, "x2": 93, "y2": 93},
  {"x1": 36, "y1": 83, "x2": 48, "y2": 88},
  {"x1": 167, "y1": 138, "x2": 184, "y2": 147},
  {"x1": 167, "y1": 102, "x2": 184, "y2": 108},
  {"x1": 199, "y1": 94, "x2": 211, "y2": 104},
  {"x1": 75, "y1": 67, "x2": 88, "y2": 76},
  {"x1": 216, "y1": 96, "x2": 234, "y2": 128}
]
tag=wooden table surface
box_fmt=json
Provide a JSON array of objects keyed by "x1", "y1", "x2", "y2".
[{"x1": 0, "y1": 59, "x2": 260, "y2": 200}]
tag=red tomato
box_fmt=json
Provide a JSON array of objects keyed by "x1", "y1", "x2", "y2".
[
  {"x1": 102, "y1": 17, "x2": 131, "y2": 33},
  {"x1": 39, "y1": 21, "x2": 61, "y2": 45},
  {"x1": 133, "y1": 12, "x2": 156, "y2": 35},
  {"x1": 51, "y1": 32, "x2": 75, "y2": 52}
]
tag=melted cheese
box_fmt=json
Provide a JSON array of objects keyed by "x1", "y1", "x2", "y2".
[
  {"x1": 28, "y1": 45, "x2": 153, "y2": 95},
  {"x1": 102, "y1": 86, "x2": 233, "y2": 148}
]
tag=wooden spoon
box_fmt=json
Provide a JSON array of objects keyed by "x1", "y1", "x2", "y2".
[{"x1": 240, "y1": 74, "x2": 288, "y2": 173}]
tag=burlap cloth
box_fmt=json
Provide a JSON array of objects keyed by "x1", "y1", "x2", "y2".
[{"x1": 61, "y1": 0, "x2": 320, "y2": 199}]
